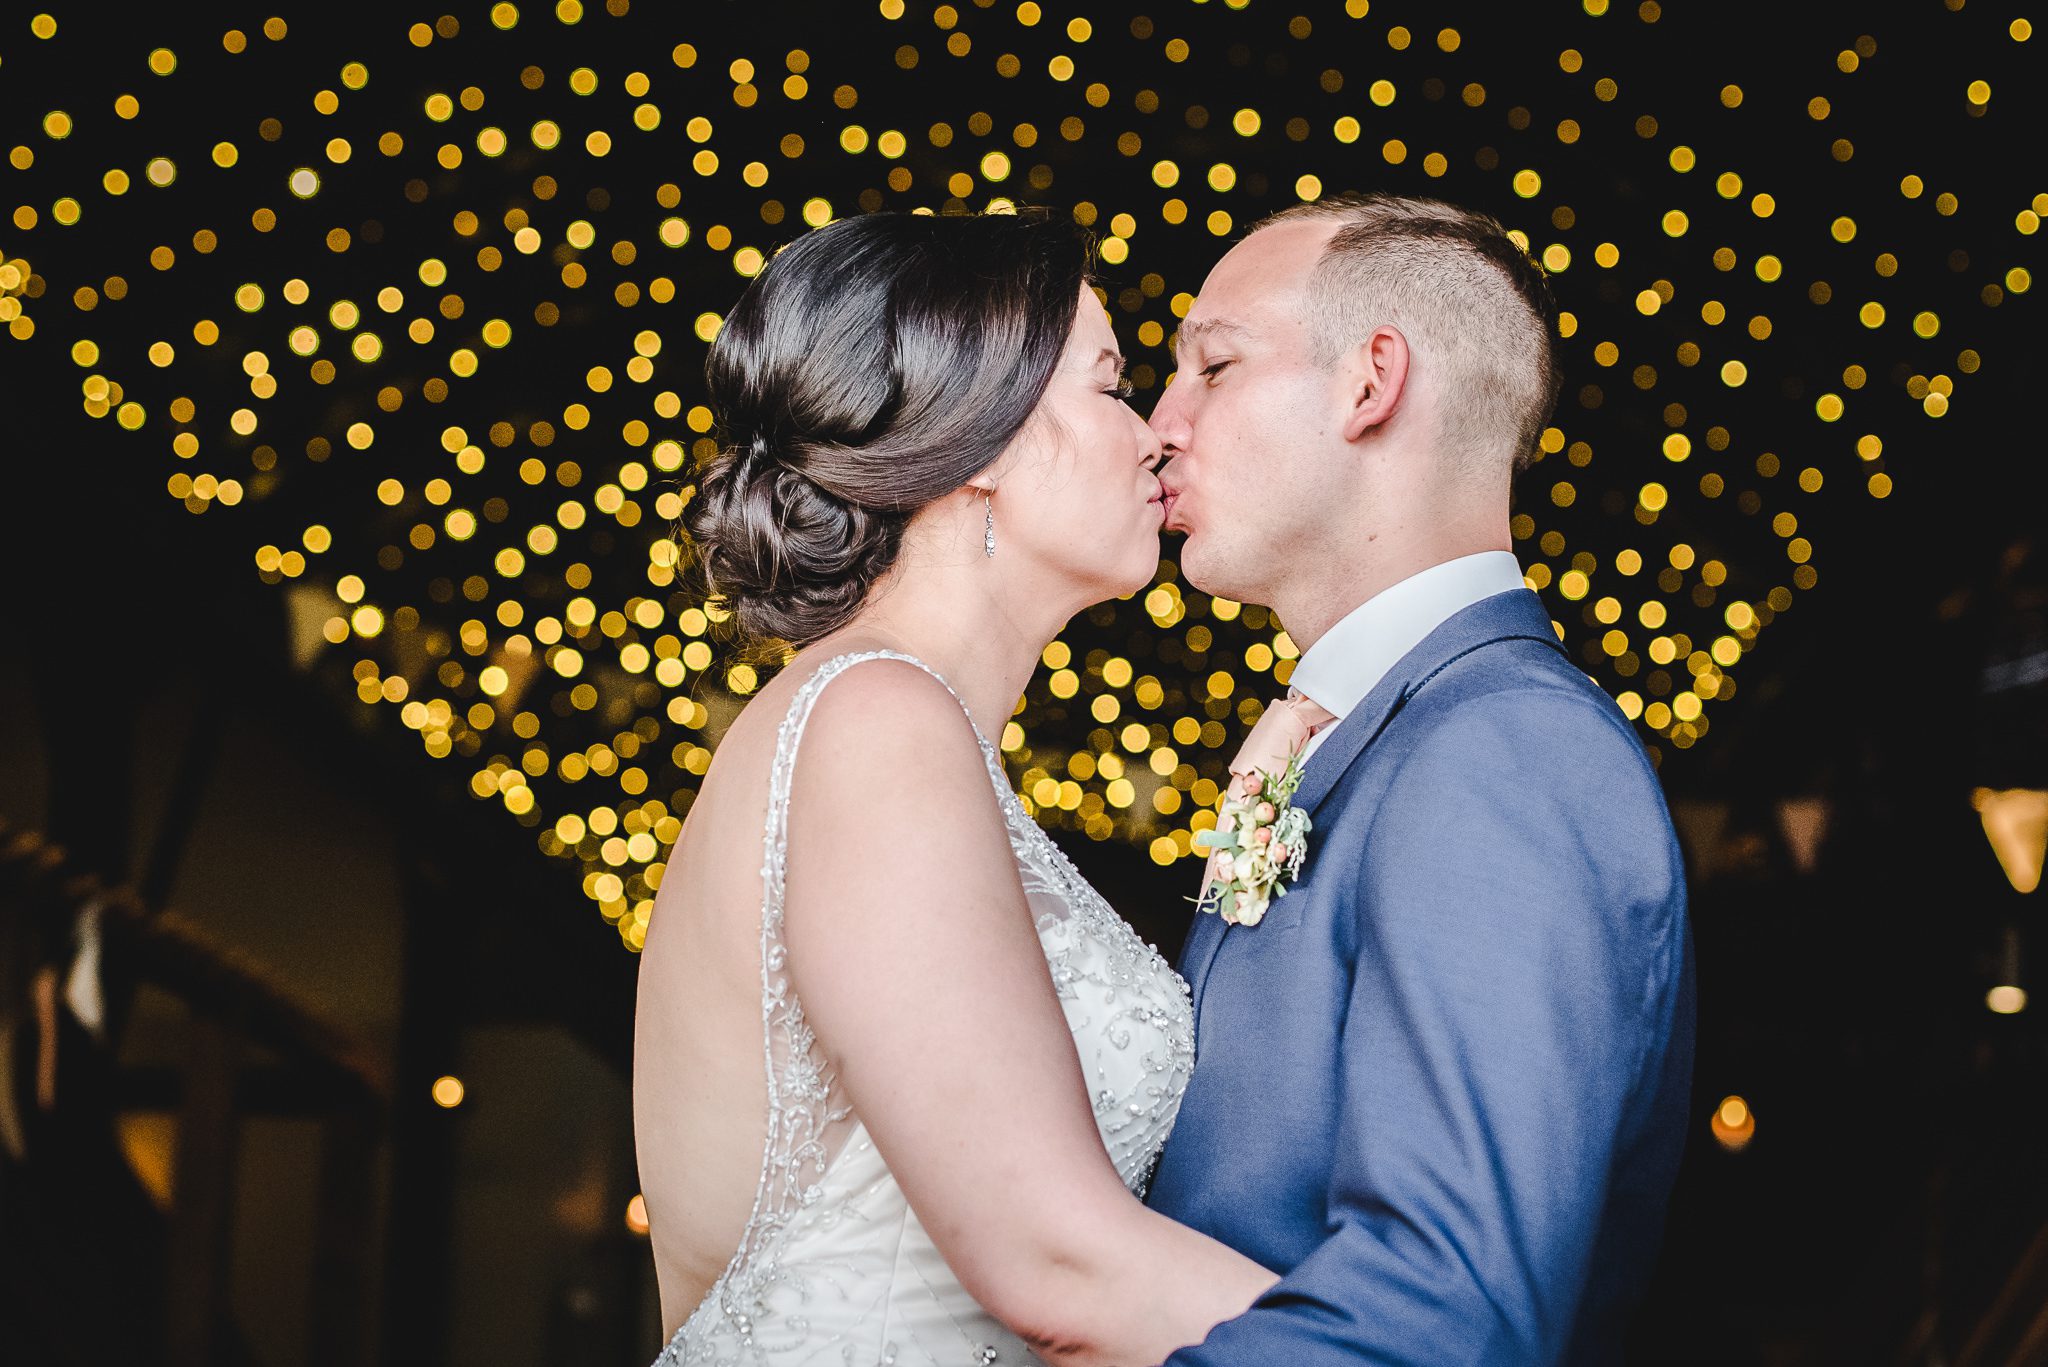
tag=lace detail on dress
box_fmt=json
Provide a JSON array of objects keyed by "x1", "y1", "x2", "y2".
[
  {"x1": 655, "y1": 649, "x2": 1194, "y2": 1365},
  {"x1": 980, "y1": 769, "x2": 1195, "y2": 1194}
]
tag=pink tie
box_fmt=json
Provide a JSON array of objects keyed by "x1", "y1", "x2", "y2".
[{"x1": 1199, "y1": 687, "x2": 1337, "y2": 908}]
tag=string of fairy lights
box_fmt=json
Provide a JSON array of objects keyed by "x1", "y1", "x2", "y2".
[{"x1": 4, "y1": 1, "x2": 2039, "y2": 948}]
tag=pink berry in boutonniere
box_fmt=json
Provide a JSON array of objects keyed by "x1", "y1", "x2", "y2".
[{"x1": 1189, "y1": 750, "x2": 1316, "y2": 927}]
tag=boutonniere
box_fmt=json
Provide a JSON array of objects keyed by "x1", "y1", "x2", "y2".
[{"x1": 1190, "y1": 751, "x2": 1314, "y2": 927}]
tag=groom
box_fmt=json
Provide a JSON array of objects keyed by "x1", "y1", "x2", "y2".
[{"x1": 1144, "y1": 192, "x2": 1694, "y2": 1364}]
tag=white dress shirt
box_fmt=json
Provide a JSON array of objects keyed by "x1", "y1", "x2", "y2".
[{"x1": 1287, "y1": 550, "x2": 1530, "y2": 763}]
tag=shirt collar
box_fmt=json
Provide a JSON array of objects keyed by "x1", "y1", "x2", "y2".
[{"x1": 1286, "y1": 550, "x2": 1529, "y2": 721}]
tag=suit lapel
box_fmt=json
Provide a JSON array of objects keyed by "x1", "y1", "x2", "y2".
[
  {"x1": 1292, "y1": 587, "x2": 1566, "y2": 818},
  {"x1": 1291, "y1": 656, "x2": 1418, "y2": 818},
  {"x1": 1185, "y1": 588, "x2": 1566, "y2": 1021},
  {"x1": 1180, "y1": 900, "x2": 1230, "y2": 1021}
]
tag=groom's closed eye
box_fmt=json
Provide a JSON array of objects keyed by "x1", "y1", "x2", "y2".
[{"x1": 1200, "y1": 360, "x2": 1234, "y2": 383}]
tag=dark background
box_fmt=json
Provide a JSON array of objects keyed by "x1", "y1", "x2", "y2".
[{"x1": 3, "y1": 2, "x2": 2044, "y2": 1363}]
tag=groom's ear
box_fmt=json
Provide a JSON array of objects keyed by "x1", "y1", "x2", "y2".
[{"x1": 1339, "y1": 325, "x2": 1410, "y2": 444}]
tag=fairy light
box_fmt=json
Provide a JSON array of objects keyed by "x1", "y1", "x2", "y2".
[{"x1": 5, "y1": 3, "x2": 2038, "y2": 944}]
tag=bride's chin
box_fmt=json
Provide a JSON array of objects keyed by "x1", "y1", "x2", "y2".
[
  {"x1": 1067, "y1": 533, "x2": 1163, "y2": 610},
  {"x1": 1117, "y1": 534, "x2": 1163, "y2": 594}
]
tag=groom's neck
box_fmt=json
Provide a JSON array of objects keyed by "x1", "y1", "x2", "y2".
[{"x1": 1275, "y1": 506, "x2": 1512, "y2": 654}]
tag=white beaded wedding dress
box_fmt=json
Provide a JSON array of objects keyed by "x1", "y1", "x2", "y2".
[{"x1": 653, "y1": 650, "x2": 1196, "y2": 1366}]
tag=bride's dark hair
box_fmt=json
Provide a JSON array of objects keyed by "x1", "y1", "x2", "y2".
[{"x1": 685, "y1": 209, "x2": 1093, "y2": 647}]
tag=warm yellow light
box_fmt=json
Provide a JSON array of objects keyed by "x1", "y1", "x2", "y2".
[
  {"x1": 432, "y1": 1076, "x2": 466, "y2": 1108},
  {"x1": 1988, "y1": 985, "x2": 2028, "y2": 1015},
  {"x1": 1971, "y1": 789, "x2": 2048, "y2": 894},
  {"x1": 1710, "y1": 1094, "x2": 1755, "y2": 1150}
]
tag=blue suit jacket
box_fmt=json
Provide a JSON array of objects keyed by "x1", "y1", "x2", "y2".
[{"x1": 1146, "y1": 587, "x2": 1694, "y2": 1365}]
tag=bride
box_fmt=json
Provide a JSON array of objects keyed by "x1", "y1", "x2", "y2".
[{"x1": 632, "y1": 208, "x2": 1275, "y2": 1365}]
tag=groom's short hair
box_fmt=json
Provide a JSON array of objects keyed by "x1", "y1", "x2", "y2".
[{"x1": 1251, "y1": 193, "x2": 1561, "y2": 474}]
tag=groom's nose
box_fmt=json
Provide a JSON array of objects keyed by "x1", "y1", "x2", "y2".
[
  {"x1": 1148, "y1": 374, "x2": 1192, "y2": 459},
  {"x1": 1138, "y1": 421, "x2": 1164, "y2": 472}
]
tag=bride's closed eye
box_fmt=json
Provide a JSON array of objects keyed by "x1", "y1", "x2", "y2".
[{"x1": 1105, "y1": 375, "x2": 1136, "y2": 400}]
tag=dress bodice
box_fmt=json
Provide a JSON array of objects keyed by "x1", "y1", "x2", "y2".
[{"x1": 654, "y1": 650, "x2": 1195, "y2": 1366}]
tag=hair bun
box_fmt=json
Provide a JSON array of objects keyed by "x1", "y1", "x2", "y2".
[
  {"x1": 685, "y1": 434, "x2": 905, "y2": 647},
  {"x1": 678, "y1": 209, "x2": 1092, "y2": 648}
]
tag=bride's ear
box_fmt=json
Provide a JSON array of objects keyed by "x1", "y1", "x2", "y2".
[
  {"x1": 1339, "y1": 325, "x2": 1410, "y2": 444},
  {"x1": 963, "y1": 455, "x2": 1007, "y2": 497}
]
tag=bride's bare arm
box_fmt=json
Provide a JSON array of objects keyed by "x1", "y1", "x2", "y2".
[{"x1": 782, "y1": 660, "x2": 1274, "y2": 1364}]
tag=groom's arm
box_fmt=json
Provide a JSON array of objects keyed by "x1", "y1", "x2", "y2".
[{"x1": 1166, "y1": 688, "x2": 1687, "y2": 1365}]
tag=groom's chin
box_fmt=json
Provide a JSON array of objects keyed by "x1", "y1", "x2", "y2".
[
  {"x1": 1164, "y1": 532, "x2": 1202, "y2": 584},
  {"x1": 1175, "y1": 540, "x2": 1254, "y2": 606}
]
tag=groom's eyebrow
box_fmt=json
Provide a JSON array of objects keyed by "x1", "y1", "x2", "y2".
[{"x1": 1172, "y1": 318, "x2": 1251, "y2": 354}]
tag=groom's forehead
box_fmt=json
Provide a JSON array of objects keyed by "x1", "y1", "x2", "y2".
[
  {"x1": 1177, "y1": 225, "x2": 1329, "y2": 344},
  {"x1": 1175, "y1": 296, "x2": 1295, "y2": 356},
  {"x1": 1215, "y1": 220, "x2": 1333, "y2": 290}
]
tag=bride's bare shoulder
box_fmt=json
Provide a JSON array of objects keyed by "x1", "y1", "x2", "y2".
[
  {"x1": 701, "y1": 647, "x2": 981, "y2": 792},
  {"x1": 785, "y1": 651, "x2": 978, "y2": 769}
]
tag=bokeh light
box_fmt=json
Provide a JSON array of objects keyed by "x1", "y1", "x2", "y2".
[{"x1": 4, "y1": 2, "x2": 2038, "y2": 947}]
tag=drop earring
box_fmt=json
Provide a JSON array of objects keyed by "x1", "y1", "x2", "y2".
[{"x1": 983, "y1": 493, "x2": 996, "y2": 558}]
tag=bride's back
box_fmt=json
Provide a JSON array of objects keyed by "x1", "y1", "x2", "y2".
[{"x1": 632, "y1": 651, "x2": 845, "y2": 1325}]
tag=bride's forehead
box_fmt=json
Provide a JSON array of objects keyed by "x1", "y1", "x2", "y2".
[{"x1": 1065, "y1": 292, "x2": 1118, "y2": 348}]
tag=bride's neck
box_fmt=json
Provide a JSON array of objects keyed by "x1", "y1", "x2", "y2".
[{"x1": 819, "y1": 545, "x2": 1071, "y2": 745}]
